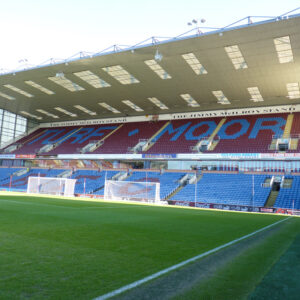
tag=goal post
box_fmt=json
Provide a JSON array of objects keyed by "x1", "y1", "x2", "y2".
[
  {"x1": 27, "y1": 176, "x2": 77, "y2": 197},
  {"x1": 104, "y1": 180, "x2": 160, "y2": 203}
]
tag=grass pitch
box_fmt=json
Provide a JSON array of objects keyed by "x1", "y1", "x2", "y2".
[{"x1": 0, "y1": 194, "x2": 290, "y2": 299}]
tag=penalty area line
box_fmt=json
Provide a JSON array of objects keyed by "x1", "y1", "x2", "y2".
[{"x1": 94, "y1": 217, "x2": 289, "y2": 300}]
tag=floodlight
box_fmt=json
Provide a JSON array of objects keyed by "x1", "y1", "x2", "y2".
[
  {"x1": 154, "y1": 49, "x2": 163, "y2": 62},
  {"x1": 55, "y1": 72, "x2": 65, "y2": 78}
]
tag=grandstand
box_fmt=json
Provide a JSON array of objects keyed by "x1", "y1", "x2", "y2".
[
  {"x1": 1, "y1": 10, "x2": 300, "y2": 214},
  {"x1": 2, "y1": 6, "x2": 300, "y2": 300}
]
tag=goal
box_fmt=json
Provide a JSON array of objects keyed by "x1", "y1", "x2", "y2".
[
  {"x1": 104, "y1": 180, "x2": 160, "y2": 203},
  {"x1": 27, "y1": 176, "x2": 77, "y2": 197}
]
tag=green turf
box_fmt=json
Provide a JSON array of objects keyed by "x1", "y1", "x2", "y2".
[
  {"x1": 173, "y1": 217, "x2": 300, "y2": 300},
  {"x1": 249, "y1": 232, "x2": 300, "y2": 300},
  {"x1": 0, "y1": 194, "x2": 288, "y2": 299}
]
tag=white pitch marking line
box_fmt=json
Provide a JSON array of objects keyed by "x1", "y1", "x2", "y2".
[
  {"x1": 0, "y1": 199, "x2": 123, "y2": 209},
  {"x1": 94, "y1": 217, "x2": 289, "y2": 300}
]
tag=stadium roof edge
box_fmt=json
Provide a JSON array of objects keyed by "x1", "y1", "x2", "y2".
[{"x1": 1, "y1": 7, "x2": 300, "y2": 76}]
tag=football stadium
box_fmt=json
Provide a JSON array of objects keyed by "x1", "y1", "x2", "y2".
[{"x1": 1, "y1": 5, "x2": 300, "y2": 300}]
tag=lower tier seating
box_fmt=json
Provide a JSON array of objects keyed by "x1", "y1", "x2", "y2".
[
  {"x1": 274, "y1": 176, "x2": 300, "y2": 209},
  {"x1": 0, "y1": 168, "x2": 62, "y2": 191},
  {"x1": 124, "y1": 171, "x2": 187, "y2": 199},
  {"x1": 71, "y1": 169, "x2": 118, "y2": 195},
  {"x1": 171, "y1": 173, "x2": 270, "y2": 207},
  {"x1": 0, "y1": 167, "x2": 298, "y2": 210}
]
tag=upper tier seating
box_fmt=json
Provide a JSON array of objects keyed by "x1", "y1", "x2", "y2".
[
  {"x1": 93, "y1": 121, "x2": 166, "y2": 154},
  {"x1": 289, "y1": 112, "x2": 300, "y2": 152},
  {"x1": 211, "y1": 114, "x2": 286, "y2": 153},
  {"x1": 10, "y1": 128, "x2": 75, "y2": 155},
  {"x1": 4, "y1": 113, "x2": 300, "y2": 155},
  {"x1": 6, "y1": 128, "x2": 46, "y2": 154},
  {"x1": 12, "y1": 125, "x2": 120, "y2": 155},
  {"x1": 147, "y1": 118, "x2": 222, "y2": 153}
]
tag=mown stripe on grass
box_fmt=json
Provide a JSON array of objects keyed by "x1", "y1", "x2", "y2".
[
  {"x1": 94, "y1": 217, "x2": 289, "y2": 300},
  {"x1": 0, "y1": 198, "x2": 127, "y2": 209},
  {"x1": 248, "y1": 232, "x2": 300, "y2": 299}
]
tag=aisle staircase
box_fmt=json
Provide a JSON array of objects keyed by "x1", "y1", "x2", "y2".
[
  {"x1": 264, "y1": 191, "x2": 279, "y2": 208},
  {"x1": 79, "y1": 124, "x2": 123, "y2": 153},
  {"x1": 165, "y1": 173, "x2": 203, "y2": 201},
  {"x1": 208, "y1": 118, "x2": 226, "y2": 151},
  {"x1": 165, "y1": 185, "x2": 185, "y2": 201},
  {"x1": 38, "y1": 127, "x2": 83, "y2": 154},
  {"x1": 142, "y1": 121, "x2": 170, "y2": 152},
  {"x1": 269, "y1": 114, "x2": 298, "y2": 151},
  {"x1": 192, "y1": 118, "x2": 226, "y2": 152},
  {"x1": 283, "y1": 114, "x2": 298, "y2": 150},
  {"x1": 282, "y1": 114, "x2": 294, "y2": 138}
]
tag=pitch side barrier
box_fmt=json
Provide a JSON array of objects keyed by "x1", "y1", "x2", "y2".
[
  {"x1": 168, "y1": 200, "x2": 299, "y2": 215},
  {"x1": 66, "y1": 193, "x2": 300, "y2": 215}
]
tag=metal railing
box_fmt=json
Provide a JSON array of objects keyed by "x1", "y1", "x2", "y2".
[{"x1": 272, "y1": 133, "x2": 300, "y2": 139}]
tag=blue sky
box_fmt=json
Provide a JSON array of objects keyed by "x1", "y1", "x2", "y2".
[{"x1": 0, "y1": 0, "x2": 299, "y2": 70}]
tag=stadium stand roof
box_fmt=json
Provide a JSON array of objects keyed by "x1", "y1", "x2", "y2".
[{"x1": 0, "y1": 12, "x2": 300, "y2": 123}]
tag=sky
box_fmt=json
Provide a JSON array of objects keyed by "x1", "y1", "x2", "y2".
[{"x1": 0, "y1": 0, "x2": 299, "y2": 71}]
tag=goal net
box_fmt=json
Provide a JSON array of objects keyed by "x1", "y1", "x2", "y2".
[
  {"x1": 27, "y1": 176, "x2": 77, "y2": 197},
  {"x1": 104, "y1": 180, "x2": 160, "y2": 203}
]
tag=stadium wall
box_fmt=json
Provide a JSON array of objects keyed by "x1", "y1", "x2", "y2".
[{"x1": 41, "y1": 104, "x2": 300, "y2": 128}]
